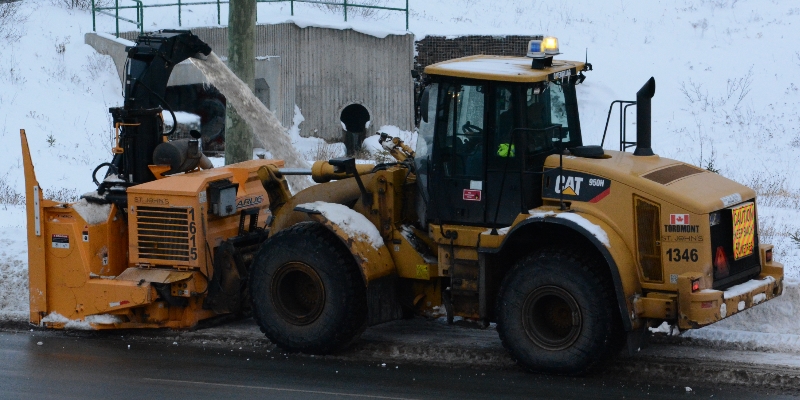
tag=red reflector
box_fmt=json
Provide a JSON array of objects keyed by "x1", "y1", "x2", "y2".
[
  {"x1": 701, "y1": 301, "x2": 713, "y2": 309},
  {"x1": 714, "y1": 246, "x2": 730, "y2": 279},
  {"x1": 691, "y1": 279, "x2": 700, "y2": 292},
  {"x1": 765, "y1": 249, "x2": 773, "y2": 263}
]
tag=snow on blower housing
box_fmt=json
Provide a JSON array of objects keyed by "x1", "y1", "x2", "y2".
[{"x1": 21, "y1": 31, "x2": 783, "y2": 375}]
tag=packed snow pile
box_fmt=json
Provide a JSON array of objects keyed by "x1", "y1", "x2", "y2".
[
  {"x1": 288, "y1": 105, "x2": 347, "y2": 162},
  {"x1": 72, "y1": 198, "x2": 112, "y2": 225},
  {"x1": 297, "y1": 201, "x2": 384, "y2": 249},
  {"x1": 40, "y1": 312, "x2": 123, "y2": 330},
  {"x1": 649, "y1": 321, "x2": 680, "y2": 336}
]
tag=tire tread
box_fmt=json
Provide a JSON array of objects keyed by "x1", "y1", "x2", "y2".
[{"x1": 249, "y1": 222, "x2": 367, "y2": 354}]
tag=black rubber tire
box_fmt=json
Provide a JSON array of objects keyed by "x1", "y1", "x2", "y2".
[
  {"x1": 496, "y1": 248, "x2": 617, "y2": 375},
  {"x1": 249, "y1": 222, "x2": 367, "y2": 354}
]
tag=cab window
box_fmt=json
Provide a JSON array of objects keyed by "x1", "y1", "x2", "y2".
[{"x1": 436, "y1": 83, "x2": 485, "y2": 177}]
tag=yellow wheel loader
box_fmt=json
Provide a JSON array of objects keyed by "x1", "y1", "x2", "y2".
[
  {"x1": 246, "y1": 36, "x2": 783, "y2": 374},
  {"x1": 24, "y1": 32, "x2": 783, "y2": 375}
]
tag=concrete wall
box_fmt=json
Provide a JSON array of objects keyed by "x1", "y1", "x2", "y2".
[
  {"x1": 112, "y1": 23, "x2": 415, "y2": 142},
  {"x1": 84, "y1": 33, "x2": 132, "y2": 84}
]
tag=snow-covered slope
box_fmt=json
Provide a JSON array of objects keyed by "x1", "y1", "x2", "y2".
[{"x1": 1, "y1": 0, "x2": 798, "y2": 350}]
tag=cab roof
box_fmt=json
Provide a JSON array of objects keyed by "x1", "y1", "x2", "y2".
[{"x1": 424, "y1": 55, "x2": 585, "y2": 83}]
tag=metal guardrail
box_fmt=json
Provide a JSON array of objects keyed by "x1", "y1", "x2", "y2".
[{"x1": 92, "y1": 0, "x2": 410, "y2": 38}]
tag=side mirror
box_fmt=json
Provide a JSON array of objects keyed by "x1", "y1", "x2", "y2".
[{"x1": 420, "y1": 87, "x2": 430, "y2": 123}]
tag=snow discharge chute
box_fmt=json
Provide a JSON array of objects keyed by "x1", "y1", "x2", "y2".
[{"x1": 191, "y1": 53, "x2": 312, "y2": 192}]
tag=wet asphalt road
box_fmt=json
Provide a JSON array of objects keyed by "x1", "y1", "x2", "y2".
[{"x1": 0, "y1": 331, "x2": 796, "y2": 400}]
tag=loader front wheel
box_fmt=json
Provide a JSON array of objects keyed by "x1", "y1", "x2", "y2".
[
  {"x1": 250, "y1": 222, "x2": 367, "y2": 354},
  {"x1": 496, "y1": 248, "x2": 616, "y2": 375}
]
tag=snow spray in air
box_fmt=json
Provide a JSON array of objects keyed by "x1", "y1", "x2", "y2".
[{"x1": 190, "y1": 52, "x2": 312, "y2": 192}]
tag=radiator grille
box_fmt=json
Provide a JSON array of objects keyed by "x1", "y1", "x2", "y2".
[
  {"x1": 635, "y1": 197, "x2": 663, "y2": 282},
  {"x1": 136, "y1": 206, "x2": 190, "y2": 262}
]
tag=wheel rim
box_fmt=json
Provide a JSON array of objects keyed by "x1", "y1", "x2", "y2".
[
  {"x1": 521, "y1": 285, "x2": 582, "y2": 351},
  {"x1": 271, "y1": 262, "x2": 325, "y2": 326}
]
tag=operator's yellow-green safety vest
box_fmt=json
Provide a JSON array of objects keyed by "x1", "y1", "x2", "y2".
[{"x1": 497, "y1": 143, "x2": 515, "y2": 157}]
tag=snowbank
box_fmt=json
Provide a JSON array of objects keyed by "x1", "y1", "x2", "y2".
[
  {"x1": 0, "y1": 206, "x2": 30, "y2": 321},
  {"x1": 685, "y1": 283, "x2": 800, "y2": 353}
]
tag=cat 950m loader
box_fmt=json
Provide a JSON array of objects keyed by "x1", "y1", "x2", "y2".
[{"x1": 23, "y1": 31, "x2": 783, "y2": 374}]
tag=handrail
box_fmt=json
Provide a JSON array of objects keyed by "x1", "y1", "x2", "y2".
[
  {"x1": 600, "y1": 100, "x2": 637, "y2": 152},
  {"x1": 93, "y1": 0, "x2": 410, "y2": 38}
]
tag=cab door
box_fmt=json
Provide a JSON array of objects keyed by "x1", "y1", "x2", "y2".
[{"x1": 428, "y1": 82, "x2": 487, "y2": 225}]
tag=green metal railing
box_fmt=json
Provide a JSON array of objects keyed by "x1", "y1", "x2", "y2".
[{"x1": 92, "y1": 0, "x2": 409, "y2": 37}]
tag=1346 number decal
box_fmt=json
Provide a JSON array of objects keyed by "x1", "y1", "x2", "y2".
[{"x1": 666, "y1": 248, "x2": 698, "y2": 262}]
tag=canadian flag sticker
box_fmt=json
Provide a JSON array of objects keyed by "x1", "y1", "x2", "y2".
[{"x1": 670, "y1": 214, "x2": 690, "y2": 225}]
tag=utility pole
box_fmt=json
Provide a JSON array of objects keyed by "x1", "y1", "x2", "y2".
[{"x1": 225, "y1": 0, "x2": 256, "y2": 164}]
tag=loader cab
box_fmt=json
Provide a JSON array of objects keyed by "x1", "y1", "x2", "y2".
[{"x1": 415, "y1": 55, "x2": 585, "y2": 227}]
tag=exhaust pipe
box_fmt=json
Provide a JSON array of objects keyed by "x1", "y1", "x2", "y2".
[{"x1": 634, "y1": 77, "x2": 656, "y2": 156}]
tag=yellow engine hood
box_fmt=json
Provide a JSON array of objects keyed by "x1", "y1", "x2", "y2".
[{"x1": 544, "y1": 150, "x2": 755, "y2": 214}]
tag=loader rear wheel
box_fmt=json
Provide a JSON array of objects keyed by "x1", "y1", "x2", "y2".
[
  {"x1": 250, "y1": 222, "x2": 367, "y2": 354},
  {"x1": 496, "y1": 248, "x2": 616, "y2": 375}
]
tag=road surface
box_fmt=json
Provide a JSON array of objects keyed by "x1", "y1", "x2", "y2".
[{"x1": 0, "y1": 330, "x2": 796, "y2": 399}]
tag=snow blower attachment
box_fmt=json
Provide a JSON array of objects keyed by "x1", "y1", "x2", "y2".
[{"x1": 22, "y1": 30, "x2": 284, "y2": 329}]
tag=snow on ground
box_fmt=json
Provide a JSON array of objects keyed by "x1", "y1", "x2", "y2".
[
  {"x1": 0, "y1": 205, "x2": 30, "y2": 319},
  {"x1": 1, "y1": 0, "x2": 799, "y2": 352}
]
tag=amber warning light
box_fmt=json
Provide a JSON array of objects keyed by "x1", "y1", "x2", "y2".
[
  {"x1": 527, "y1": 36, "x2": 560, "y2": 58},
  {"x1": 527, "y1": 36, "x2": 560, "y2": 69}
]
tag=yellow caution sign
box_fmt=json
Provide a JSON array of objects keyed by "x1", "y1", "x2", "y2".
[{"x1": 732, "y1": 202, "x2": 755, "y2": 260}]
